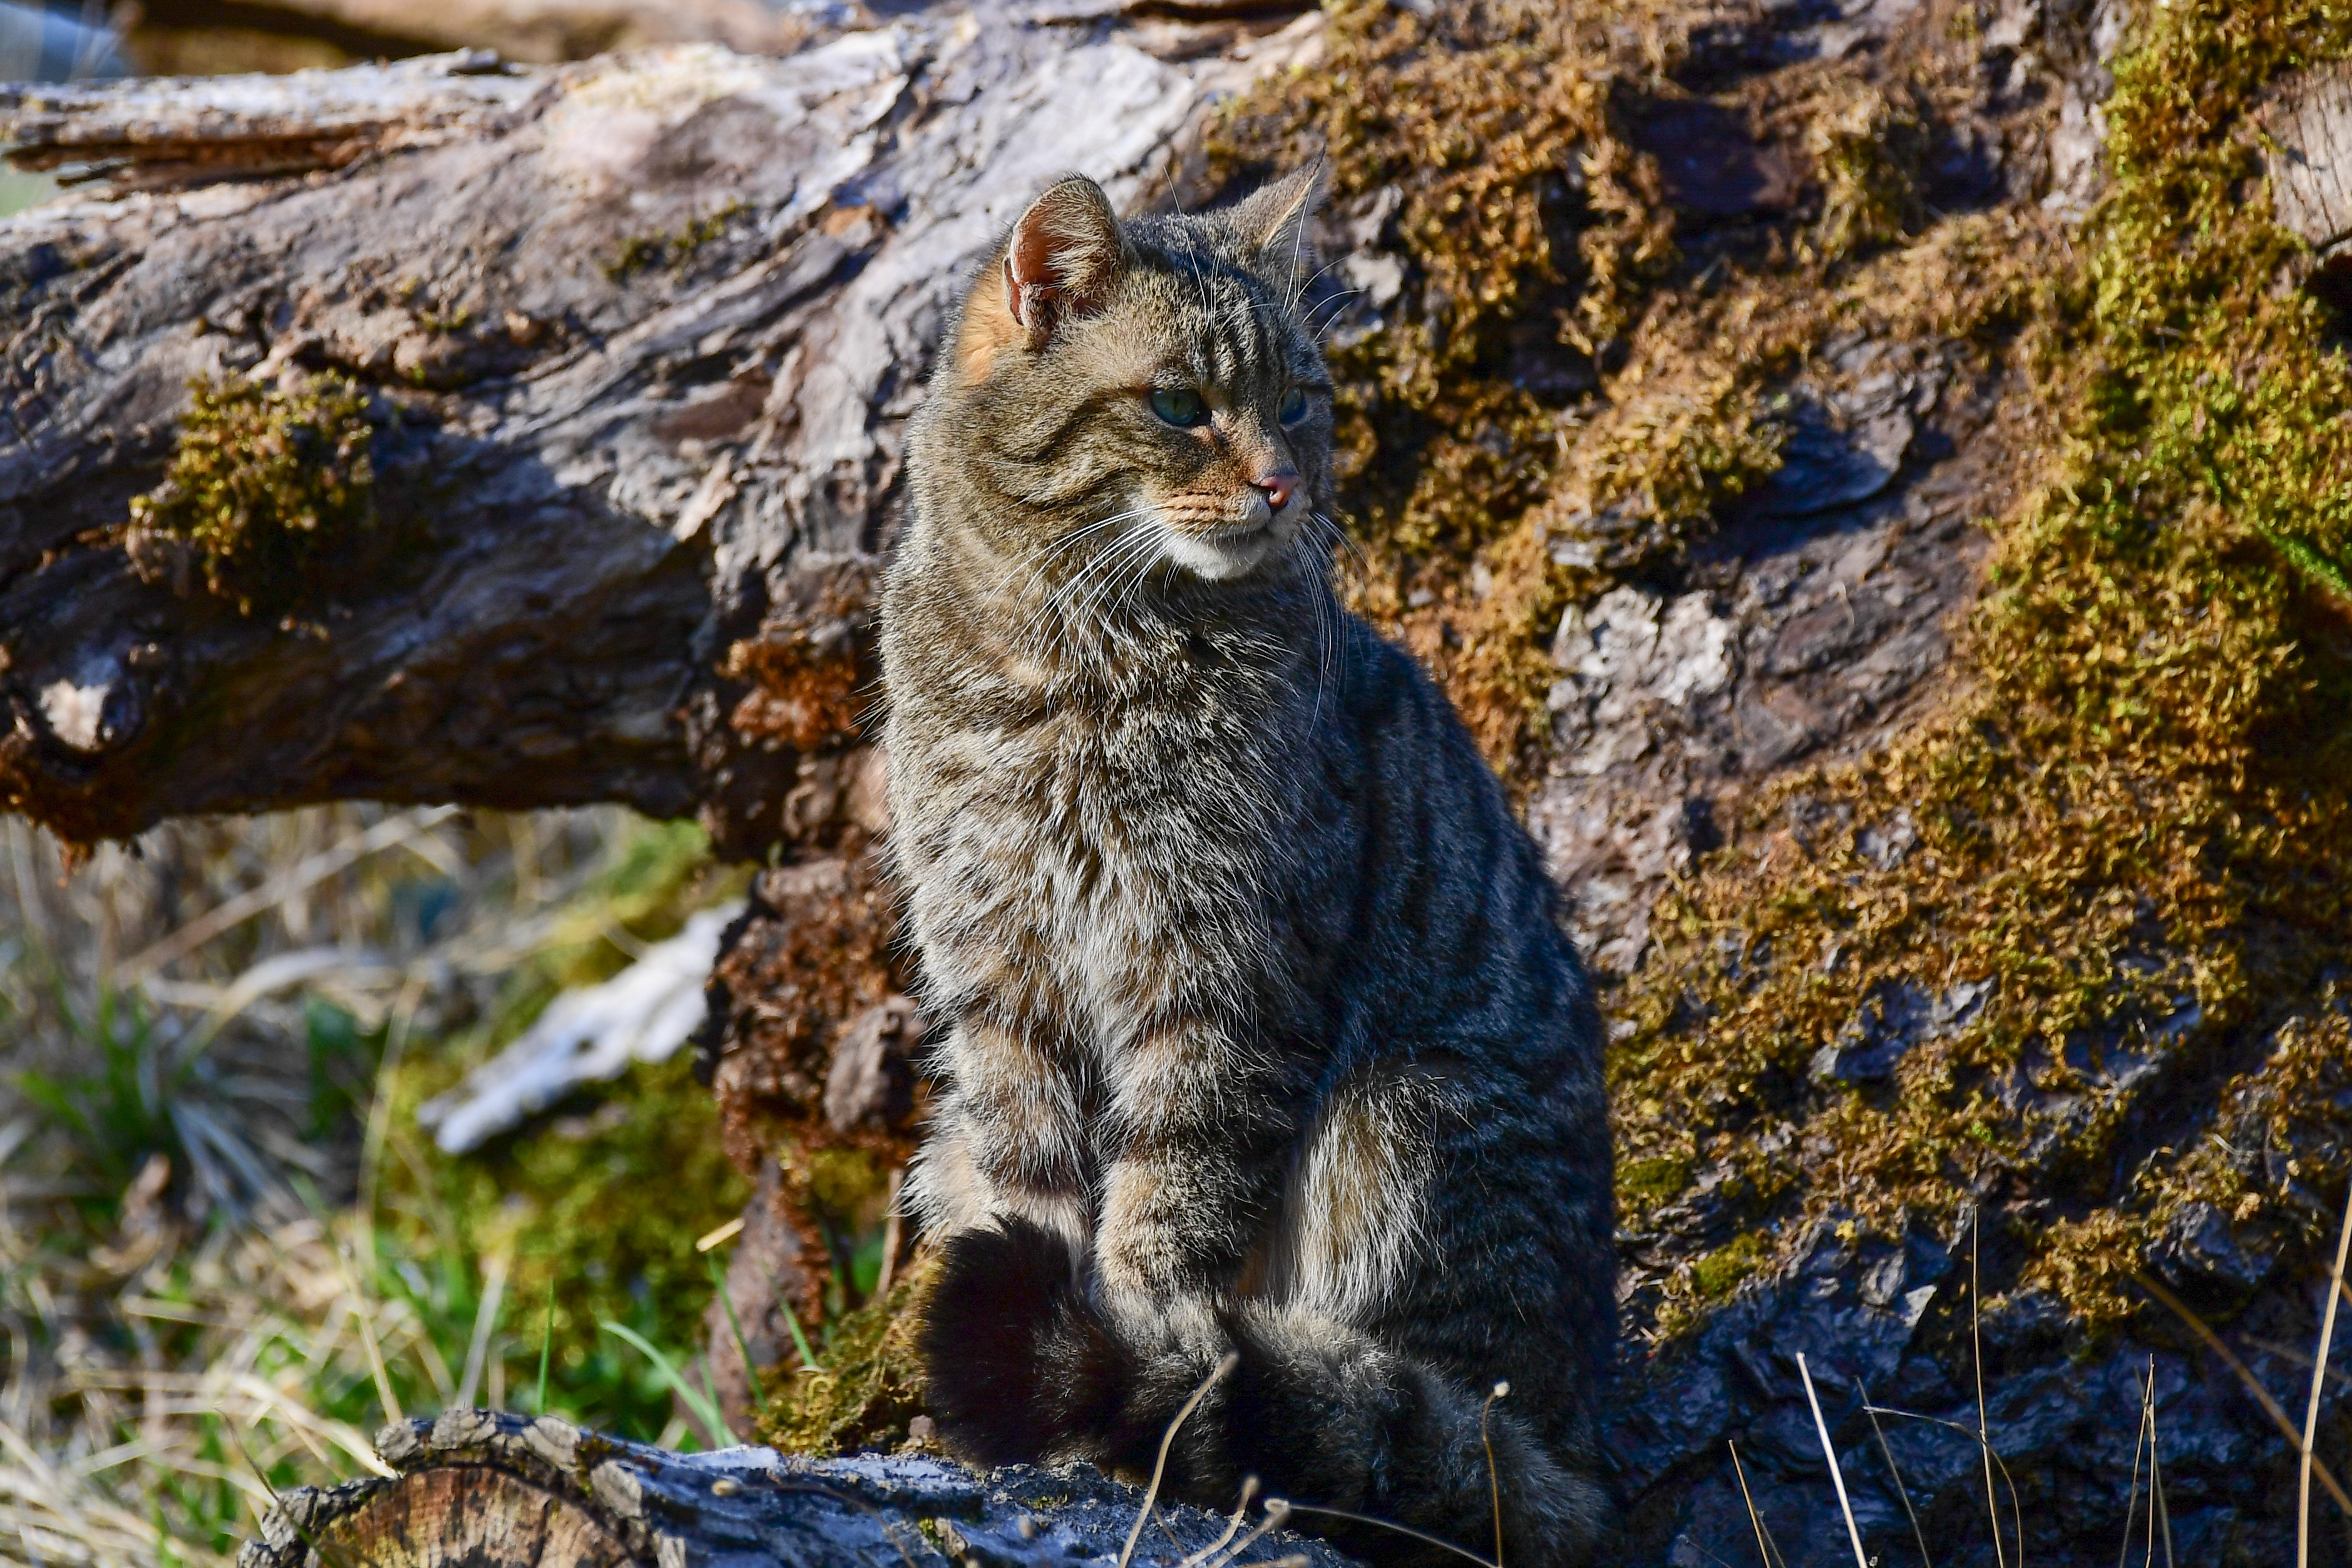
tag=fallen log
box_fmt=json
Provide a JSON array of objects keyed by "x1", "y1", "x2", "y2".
[
  {"x1": 0, "y1": 8, "x2": 1322, "y2": 851},
  {"x1": 238, "y1": 1408, "x2": 1359, "y2": 1568},
  {"x1": 12, "y1": 4, "x2": 2352, "y2": 1566}
]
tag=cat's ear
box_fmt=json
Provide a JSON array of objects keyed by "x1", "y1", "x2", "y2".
[
  {"x1": 955, "y1": 176, "x2": 1131, "y2": 382},
  {"x1": 1224, "y1": 166, "x2": 1320, "y2": 291}
]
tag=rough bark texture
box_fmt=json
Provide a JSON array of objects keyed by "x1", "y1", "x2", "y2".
[
  {"x1": 239, "y1": 1409, "x2": 1356, "y2": 1568},
  {"x1": 0, "y1": 8, "x2": 1322, "y2": 849},
  {"x1": 6, "y1": 6, "x2": 2352, "y2": 1568}
]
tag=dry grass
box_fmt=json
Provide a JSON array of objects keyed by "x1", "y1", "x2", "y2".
[{"x1": 0, "y1": 803, "x2": 740, "y2": 1564}]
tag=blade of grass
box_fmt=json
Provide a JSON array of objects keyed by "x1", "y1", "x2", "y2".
[
  {"x1": 598, "y1": 1321, "x2": 731, "y2": 1448},
  {"x1": 454, "y1": 1247, "x2": 510, "y2": 1411},
  {"x1": 698, "y1": 1352, "x2": 728, "y2": 1445},
  {"x1": 535, "y1": 1283, "x2": 554, "y2": 1415},
  {"x1": 2301, "y1": 1181, "x2": 2352, "y2": 1568},
  {"x1": 2134, "y1": 1272, "x2": 2352, "y2": 1516},
  {"x1": 333, "y1": 1242, "x2": 401, "y2": 1427},
  {"x1": 706, "y1": 1252, "x2": 765, "y2": 1413},
  {"x1": 782, "y1": 1301, "x2": 820, "y2": 1373}
]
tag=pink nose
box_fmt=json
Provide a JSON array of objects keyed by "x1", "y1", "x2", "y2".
[{"x1": 1255, "y1": 469, "x2": 1299, "y2": 511}]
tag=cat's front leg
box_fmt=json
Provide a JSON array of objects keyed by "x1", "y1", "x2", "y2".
[
  {"x1": 1022, "y1": 1017, "x2": 1290, "y2": 1489},
  {"x1": 1095, "y1": 1017, "x2": 1291, "y2": 1303},
  {"x1": 908, "y1": 1013, "x2": 1092, "y2": 1246},
  {"x1": 915, "y1": 1013, "x2": 1111, "y2": 1463}
]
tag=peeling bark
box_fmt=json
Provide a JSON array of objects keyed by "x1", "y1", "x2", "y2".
[{"x1": 0, "y1": 9, "x2": 1322, "y2": 850}]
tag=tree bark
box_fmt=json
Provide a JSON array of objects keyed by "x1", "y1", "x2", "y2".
[
  {"x1": 0, "y1": 8, "x2": 1322, "y2": 851},
  {"x1": 238, "y1": 1409, "x2": 1357, "y2": 1568}
]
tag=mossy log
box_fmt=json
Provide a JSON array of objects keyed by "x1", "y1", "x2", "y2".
[
  {"x1": 9, "y1": 4, "x2": 2352, "y2": 1567},
  {"x1": 0, "y1": 9, "x2": 1322, "y2": 851},
  {"x1": 239, "y1": 1408, "x2": 1357, "y2": 1568}
]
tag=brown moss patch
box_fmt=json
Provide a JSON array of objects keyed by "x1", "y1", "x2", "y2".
[
  {"x1": 703, "y1": 853, "x2": 910, "y2": 1167},
  {"x1": 722, "y1": 561, "x2": 873, "y2": 755}
]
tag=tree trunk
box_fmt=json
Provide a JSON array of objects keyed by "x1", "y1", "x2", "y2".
[
  {"x1": 0, "y1": 8, "x2": 1322, "y2": 852},
  {"x1": 238, "y1": 1409, "x2": 1355, "y2": 1568}
]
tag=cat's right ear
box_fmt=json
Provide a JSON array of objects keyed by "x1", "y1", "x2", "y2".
[{"x1": 955, "y1": 176, "x2": 1131, "y2": 384}]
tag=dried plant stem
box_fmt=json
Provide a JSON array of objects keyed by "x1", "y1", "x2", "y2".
[
  {"x1": 1797, "y1": 1354, "x2": 1869, "y2": 1568},
  {"x1": 1729, "y1": 1440, "x2": 1782, "y2": 1568},
  {"x1": 118, "y1": 807, "x2": 457, "y2": 980},
  {"x1": 2143, "y1": 1363, "x2": 2174, "y2": 1568},
  {"x1": 1178, "y1": 1475, "x2": 1259, "y2": 1568},
  {"x1": 1859, "y1": 1377, "x2": 1931, "y2": 1568},
  {"x1": 2134, "y1": 1273, "x2": 2352, "y2": 1515},
  {"x1": 1117, "y1": 1351, "x2": 1239, "y2": 1568},
  {"x1": 2301, "y1": 1182, "x2": 2352, "y2": 1568},
  {"x1": 2118, "y1": 1363, "x2": 2149, "y2": 1568},
  {"x1": 1973, "y1": 1215, "x2": 2006, "y2": 1568},
  {"x1": 1273, "y1": 1501, "x2": 1497, "y2": 1568},
  {"x1": 1481, "y1": 1380, "x2": 1509, "y2": 1568}
]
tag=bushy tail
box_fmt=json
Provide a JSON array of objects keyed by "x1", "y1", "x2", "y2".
[{"x1": 921, "y1": 1221, "x2": 1614, "y2": 1568}]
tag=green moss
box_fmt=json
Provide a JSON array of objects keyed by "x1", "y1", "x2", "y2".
[
  {"x1": 1618, "y1": 1155, "x2": 1693, "y2": 1208},
  {"x1": 604, "y1": 200, "x2": 747, "y2": 282},
  {"x1": 125, "y1": 374, "x2": 377, "y2": 617},
  {"x1": 1691, "y1": 1233, "x2": 1770, "y2": 1299},
  {"x1": 1805, "y1": 85, "x2": 1928, "y2": 265},
  {"x1": 1606, "y1": 0, "x2": 2352, "y2": 1339},
  {"x1": 759, "y1": 1254, "x2": 932, "y2": 1456}
]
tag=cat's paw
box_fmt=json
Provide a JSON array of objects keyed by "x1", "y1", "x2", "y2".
[{"x1": 919, "y1": 1218, "x2": 1129, "y2": 1466}]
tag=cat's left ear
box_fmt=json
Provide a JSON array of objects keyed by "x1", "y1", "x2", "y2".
[
  {"x1": 1224, "y1": 167, "x2": 1320, "y2": 292},
  {"x1": 955, "y1": 176, "x2": 1132, "y2": 383}
]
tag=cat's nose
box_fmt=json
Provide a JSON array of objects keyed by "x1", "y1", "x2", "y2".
[{"x1": 1253, "y1": 468, "x2": 1300, "y2": 512}]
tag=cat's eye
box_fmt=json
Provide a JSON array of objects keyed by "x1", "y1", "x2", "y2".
[
  {"x1": 1278, "y1": 387, "x2": 1310, "y2": 426},
  {"x1": 1149, "y1": 387, "x2": 1209, "y2": 428}
]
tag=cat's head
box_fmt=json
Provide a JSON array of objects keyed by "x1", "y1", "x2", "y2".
[{"x1": 920, "y1": 170, "x2": 1334, "y2": 589}]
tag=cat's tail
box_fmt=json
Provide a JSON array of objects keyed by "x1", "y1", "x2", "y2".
[{"x1": 920, "y1": 1221, "x2": 1615, "y2": 1568}]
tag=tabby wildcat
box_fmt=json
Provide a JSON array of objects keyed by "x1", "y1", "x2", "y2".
[{"x1": 881, "y1": 171, "x2": 1616, "y2": 1567}]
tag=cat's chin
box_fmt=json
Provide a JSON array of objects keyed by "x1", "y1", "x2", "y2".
[{"x1": 1157, "y1": 520, "x2": 1290, "y2": 583}]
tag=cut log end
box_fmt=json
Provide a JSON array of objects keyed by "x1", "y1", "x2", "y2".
[
  {"x1": 287, "y1": 1468, "x2": 635, "y2": 1568},
  {"x1": 242, "y1": 1410, "x2": 1362, "y2": 1568}
]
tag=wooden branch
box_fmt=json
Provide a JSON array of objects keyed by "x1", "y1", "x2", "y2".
[
  {"x1": 0, "y1": 11, "x2": 1321, "y2": 850},
  {"x1": 238, "y1": 1408, "x2": 1358, "y2": 1568},
  {"x1": 130, "y1": 0, "x2": 820, "y2": 66},
  {"x1": 2266, "y1": 63, "x2": 2352, "y2": 259}
]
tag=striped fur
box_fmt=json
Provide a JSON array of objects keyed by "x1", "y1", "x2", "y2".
[{"x1": 883, "y1": 172, "x2": 1616, "y2": 1566}]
